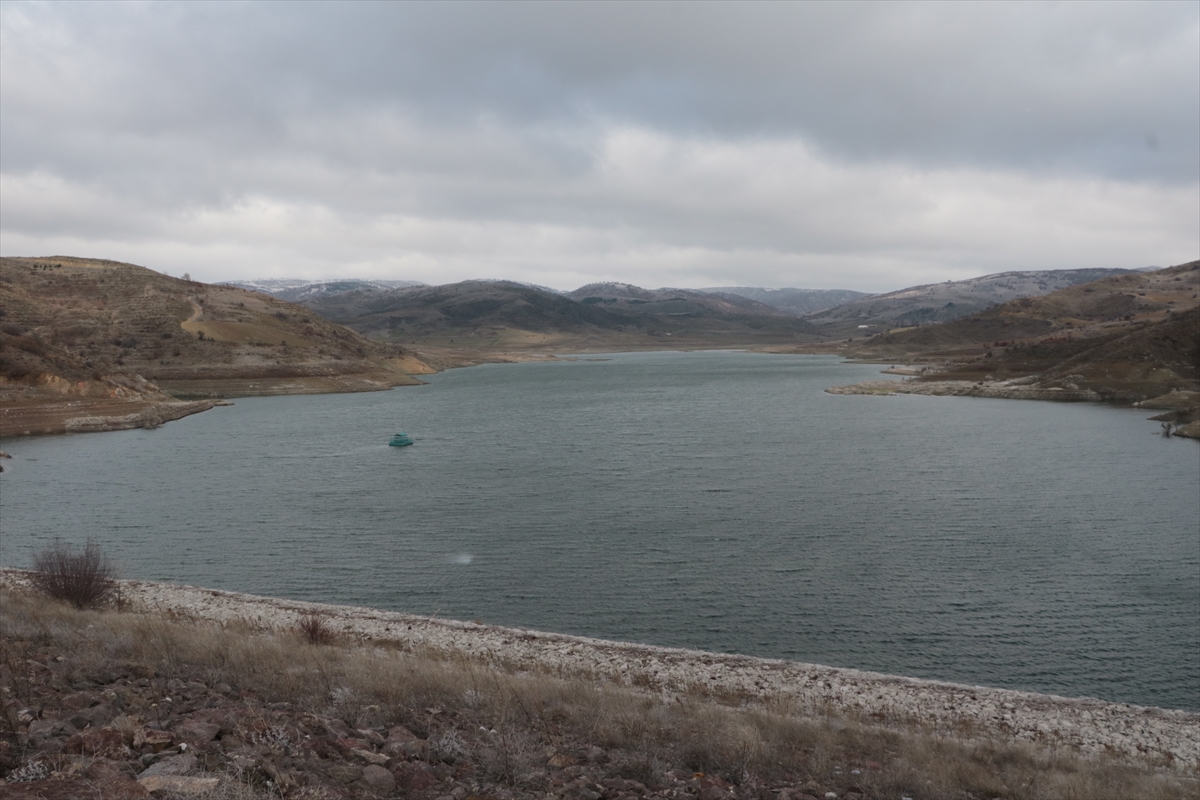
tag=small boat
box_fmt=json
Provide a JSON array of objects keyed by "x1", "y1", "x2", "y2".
[{"x1": 389, "y1": 432, "x2": 414, "y2": 447}]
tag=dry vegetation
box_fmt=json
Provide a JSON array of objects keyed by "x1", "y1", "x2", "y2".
[
  {"x1": 2, "y1": 589, "x2": 1195, "y2": 800},
  {"x1": 0, "y1": 256, "x2": 432, "y2": 436},
  {"x1": 830, "y1": 261, "x2": 1200, "y2": 434}
]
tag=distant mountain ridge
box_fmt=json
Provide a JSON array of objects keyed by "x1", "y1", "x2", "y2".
[
  {"x1": 699, "y1": 287, "x2": 868, "y2": 316},
  {"x1": 566, "y1": 283, "x2": 792, "y2": 318},
  {"x1": 225, "y1": 279, "x2": 425, "y2": 302},
  {"x1": 300, "y1": 280, "x2": 819, "y2": 347},
  {"x1": 804, "y1": 268, "x2": 1137, "y2": 334}
]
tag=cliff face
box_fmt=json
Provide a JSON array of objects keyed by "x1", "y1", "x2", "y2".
[{"x1": 0, "y1": 257, "x2": 433, "y2": 436}]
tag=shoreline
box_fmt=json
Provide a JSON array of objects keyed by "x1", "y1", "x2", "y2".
[
  {"x1": 3, "y1": 569, "x2": 1195, "y2": 768},
  {"x1": 826, "y1": 378, "x2": 1200, "y2": 439}
]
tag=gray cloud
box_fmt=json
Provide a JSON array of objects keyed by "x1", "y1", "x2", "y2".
[{"x1": 1, "y1": 1, "x2": 1196, "y2": 291}]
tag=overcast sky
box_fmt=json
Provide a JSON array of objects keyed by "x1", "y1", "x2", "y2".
[{"x1": 1, "y1": 1, "x2": 1197, "y2": 292}]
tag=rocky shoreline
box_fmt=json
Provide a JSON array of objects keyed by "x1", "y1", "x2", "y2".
[
  {"x1": 825, "y1": 380, "x2": 1200, "y2": 438},
  {"x1": 3, "y1": 571, "x2": 1194, "y2": 769}
]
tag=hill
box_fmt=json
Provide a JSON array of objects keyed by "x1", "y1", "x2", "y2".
[
  {"x1": 302, "y1": 280, "x2": 820, "y2": 350},
  {"x1": 831, "y1": 261, "x2": 1200, "y2": 435},
  {"x1": 803, "y1": 268, "x2": 1136, "y2": 336},
  {"x1": 699, "y1": 286, "x2": 868, "y2": 315},
  {"x1": 0, "y1": 257, "x2": 433, "y2": 436},
  {"x1": 224, "y1": 278, "x2": 425, "y2": 302}
]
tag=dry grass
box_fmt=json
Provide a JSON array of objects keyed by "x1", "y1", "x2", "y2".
[{"x1": 1, "y1": 590, "x2": 1195, "y2": 800}]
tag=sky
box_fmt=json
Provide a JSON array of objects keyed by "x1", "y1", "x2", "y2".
[{"x1": 1, "y1": 1, "x2": 1197, "y2": 293}]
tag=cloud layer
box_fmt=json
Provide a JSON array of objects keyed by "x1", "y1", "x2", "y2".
[{"x1": 1, "y1": 1, "x2": 1196, "y2": 291}]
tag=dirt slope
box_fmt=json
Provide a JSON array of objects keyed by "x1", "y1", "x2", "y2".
[{"x1": 0, "y1": 257, "x2": 433, "y2": 436}]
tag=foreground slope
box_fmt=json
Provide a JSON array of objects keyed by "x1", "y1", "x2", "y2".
[
  {"x1": 2, "y1": 574, "x2": 1196, "y2": 800},
  {"x1": 0, "y1": 257, "x2": 432, "y2": 436}
]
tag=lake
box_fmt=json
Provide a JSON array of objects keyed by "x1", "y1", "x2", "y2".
[{"x1": 1, "y1": 351, "x2": 1197, "y2": 710}]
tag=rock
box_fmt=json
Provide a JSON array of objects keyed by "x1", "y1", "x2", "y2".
[
  {"x1": 139, "y1": 775, "x2": 221, "y2": 795},
  {"x1": 357, "y1": 727, "x2": 386, "y2": 746},
  {"x1": 88, "y1": 759, "x2": 153, "y2": 798},
  {"x1": 138, "y1": 752, "x2": 197, "y2": 778},
  {"x1": 359, "y1": 763, "x2": 396, "y2": 793},
  {"x1": 326, "y1": 763, "x2": 364, "y2": 784},
  {"x1": 137, "y1": 727, "x2": 175, "y2": 752},
  {"x1": 396, "y1": 762, "x2": 440, "y2": 791},
  {"x1": 351, "y1": 747, "x2": 390, "y2": 765},
  {"x1": 173, "y1": 719, "x2": 221, "y2": 746},
  {"x1": 27, "y1": 718, "x2": 72, "y2": 743},
  {"x1": 63, "y1": 726, "x2": 131, "y2": 758},
  {"x1": 60, "y1": 692, "x2": 96, "y2": 711},
  {"x1": 6, "y1": 777, "x2": 152, "y2": 800},
  {"x1": 383, "y1": 724, "x2": 424, "y2": 757}
]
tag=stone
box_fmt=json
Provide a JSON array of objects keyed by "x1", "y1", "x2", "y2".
[
  {"x1": 359, "y1": 763, "x2": 396, "y2": 793},
  {"x1": 396, "y1": 762, "x2": 440, "y2": 791},
  {"x1": 138, "y1": 727, "x2": 175, "y2": 752},
  {"x1": 5, "y1": 778, "x2": 150, "y2": 800},
  {"x1": 326, "y1": 763, "x2": 364, "y2": 784},
  {"x1": 351, "y1": 747, "x2": 390, "y2": 766},
  {"x1": 63, "y1": 726, "x2": 131, "y2": 758},
  {"x1": 383, "y1": 724, "x2": 425, "y2": 757},
  {"x1": 138, "y1": 752, "x2": 197, "y2": 778},
  {"x1": 139, "y1": 775, "x2": 221, "y2": 795},
  {"x1": 357, "y1": 728, "x2": 386, "y2": 746},
  {"x1": 27, "y1": 718, "x2": 71, "y2": 743},
  {"x1": 60, "y1": 692, "x2": 96, "y2": 711},
  {"x1": 173, "y1": 719, "x2": 221, "y2": 746},
  {"x1": 87, "y1": 759, "x2": 153, "y2": 798}
]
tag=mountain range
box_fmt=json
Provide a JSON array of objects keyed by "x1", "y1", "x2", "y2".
[{"x1": 3, "y1": 257, "x2": 1195, "y2": 437}]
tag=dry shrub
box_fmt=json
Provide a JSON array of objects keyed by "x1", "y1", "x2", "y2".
[
  {"x1": 28, "y1": 539, "x2": 117, "y2": 609},
  {"x1": 296, "y1": 611, "x2": 336, "y2": 645}
]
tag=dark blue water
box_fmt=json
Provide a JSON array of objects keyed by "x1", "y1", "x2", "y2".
[{"x1": 2, "y1": 352, "x2": 1197, "y2": 710}]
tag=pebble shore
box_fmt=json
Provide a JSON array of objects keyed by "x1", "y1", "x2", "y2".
[{"x1": 39, "y1": 574, "x2": 1194, "y2": 768}]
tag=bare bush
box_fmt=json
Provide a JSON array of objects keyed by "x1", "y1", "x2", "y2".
[
  {"x1": 29, "y1": 539, "x2": 118, "y2": 609},
  {"x1": 296, "y1": 611, "x2": 336, "y2": 645}
]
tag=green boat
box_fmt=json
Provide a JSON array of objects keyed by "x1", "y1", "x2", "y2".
[{"x1": 389, "y1": 432, "x2": 414, "y2": 447}]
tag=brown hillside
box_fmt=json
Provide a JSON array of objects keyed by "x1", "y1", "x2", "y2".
[
  {"x1": 857, "y1": 260, "x2": 1199, "y2": 357},
  {"x1": 0, "y1": 257, "x2": 433, "y2": 436},
  {"x1": 835, "y1": 261, "x2": 1200, "y2": 434}
]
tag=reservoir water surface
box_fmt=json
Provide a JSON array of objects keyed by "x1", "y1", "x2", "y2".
[{"x1": 1, "y1": 352, "x2": 1197, "y2": 710}]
